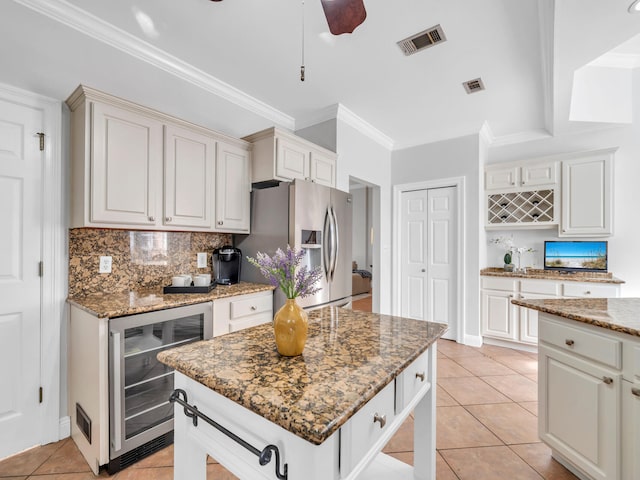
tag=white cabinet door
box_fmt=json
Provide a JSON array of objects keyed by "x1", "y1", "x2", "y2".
[
  {"x1": 275, "y1": 137, "x2": 309, "y2": 181},
  {"x1": 539, "y1": 345, "x2": 620, "y2": 480},
  {"x1": 164, "y1": 124, "x2": 214, "y2": 229},
  {"x1": 485, "y1": 167, "x2": 518, "y2": 191},
  {"x1": 309, "y1": 151, "x2": 336, "y2": 187},
  {"x1": 214, "y1": 142, "x2": 250, "y2": 232},
  {"x1": 521, "y1": 161, "x2": 557, "y2": 187},
  {"x1": 481, "y1": 289, "x2": 517, "y2": 341},
  {"x1": 517, "y1": 293, "x2": 548, "y2": 345},
  {"x1": 91, "y1": 102, "x2": 162, "y2": 226},
  {"x1": 622, "y1": 380, "x2": 640, "y2": 480},
  {"x1": 561, "y1": 153, "x2": 613, "y2": 236}
]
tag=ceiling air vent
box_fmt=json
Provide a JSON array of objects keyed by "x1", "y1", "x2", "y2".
[
  {"x1": 463, "y1": 78, "x2": 485, "y2": 94},
  {"x1": 397, "y1": 24, "x2": 447, "y2": 56}
]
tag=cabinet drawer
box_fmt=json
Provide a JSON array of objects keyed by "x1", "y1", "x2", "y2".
[
  {"x1": 520, "y1": 279, "x2": 559, "y2": 296},
  {"x1": 340, "y1": 381, "x2": 395, "y2": 476},
  {"x1": 395, "y1": 350, "x2": 430, "y2": 412},
  {"x1": 539, "y1": 317, "x2": 622, "y2": 369},
  {"x1": 481, "y1": 276, "x2": 517, "y2": 291},
  {"x1": 230, "y1": 294, "x2": 272, "y2": 319},
  {"x1": 228, "y1": 313, "x2": 272, "y2": 333},
  {"x1": 562, "y1": 282, "x2": 619, "y2": 298}
]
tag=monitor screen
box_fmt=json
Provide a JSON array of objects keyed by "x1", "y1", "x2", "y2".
[{"x1": 544, "y1": 241, "x2": 608, "y2": 272}]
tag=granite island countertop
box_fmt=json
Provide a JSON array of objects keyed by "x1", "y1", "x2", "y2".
[
  {"x1": 157, "y1": 306, "x2": 448, "y2": 445},
  {"x1": 67, "y1": 281, "x2": 275, "y2": 318},
  {"x1": 512, "y1": 297, "x2": 640, "y2": 337},
  {"x1": 481, "y1": 267, "x2": 624, "y2": 284}
]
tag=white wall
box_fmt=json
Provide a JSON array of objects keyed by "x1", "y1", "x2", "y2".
[
  {"x1": 487, "y1": 72, "x2": 640, "y2": 296},
  {"x1": 391, "y1": 134, "x2": 482, "y2": 341},
  {"x1": 335, "y1": 121, "x2": 393, "y2": 314}
]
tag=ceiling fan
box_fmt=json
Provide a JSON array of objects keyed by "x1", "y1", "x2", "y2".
[{"x1": 209, "y1": 0, "x2": 367, "y2": 35}]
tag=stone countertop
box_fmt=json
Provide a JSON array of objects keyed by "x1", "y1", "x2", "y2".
[
  {"x1": 67, "y1": 281, "x2": 275, "y2": 318},
  {"x1": 481, "y1": 267, "x2": 624, "y2": 284},
  {"x1": 512, "y1": 298, "x2": 640, "y2": 337},
  {"x1": 157, "y1": 307, "x2": 448, "y2": 445}
]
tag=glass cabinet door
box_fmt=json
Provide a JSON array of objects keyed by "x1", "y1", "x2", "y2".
[{"x1": 110, "y1": 303, "x2": 212, "y2": 457}]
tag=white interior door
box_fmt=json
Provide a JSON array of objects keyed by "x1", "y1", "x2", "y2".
[
  {"x1": 0, "y1": 97, "x2": 43, "y2": 457},
  {"x1": 400, "y1": 187, "x2": 456, "y2": 340}
]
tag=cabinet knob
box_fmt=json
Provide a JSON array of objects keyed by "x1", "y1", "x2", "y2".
[
  {"x1": 511, "y1": 182, "x2": 515, "y2": 186},
  {"x1": 250, "y1": 306, "x2": 257, "y2": 311},
  {"x1": 522, "y1": 181, "x2": 525, "y2": 185},
  {"x1": 217, "y1": 221, "x2": 223, "y2": 226},
  {"x1": 585, "y1": 291, "x2": 591, "y2": 295},
  {"x1": 415, "y1": 372, "x2": 425, "y2": 382},
  {"x1": 421, "y1": 268, "x2": 426, "y2": 272},
  {"x1": 148, "y1": 216, "x2": 155, "y2": 222},
  {"x1": 632, "y1": 388, "x2": 640, "y2": 397},
  {"x1": 165, "y1": 217, "x2": 172, "y2": 222},
  {"x1": 602, "y1": 376, "x2": 613, "y2": 385},
  {"x1": 565, "y1": 339, "x2": 574, "y2": 346},
  {"x1": 373, "y1": 413, "x2": 386, "y2": 429}
]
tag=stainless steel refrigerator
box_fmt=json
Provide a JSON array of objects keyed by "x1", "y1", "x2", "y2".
[{"x1": 237, "y1": 179, "x2": 352, "y2": 311}]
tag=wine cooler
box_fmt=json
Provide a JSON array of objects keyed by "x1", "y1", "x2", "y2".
[{"x1": 108, "y1": 303, "x2": 212, "y2": 473}]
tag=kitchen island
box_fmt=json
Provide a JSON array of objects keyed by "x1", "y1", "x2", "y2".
[
  {"x1": 513, "y1": 298, "x2": 640, "y2": 480},
  {"x1": 158, "y1": 306, "x2": 447, "y2": 480}
]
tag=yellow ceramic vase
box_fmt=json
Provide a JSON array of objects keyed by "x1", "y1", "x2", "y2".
[{"x1": 273, "y1": 298, "x2": 308, "y2": 356}]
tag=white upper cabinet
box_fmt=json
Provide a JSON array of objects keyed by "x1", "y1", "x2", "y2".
[
  {"x1": 244, "y1": 127, "x2": 337, "y2": 187},
  {"x1": 87, "y1": 102, "x2": 163, "y2": 227},
  {"x1": 164, "y1": 124, "x2": 214, "y2": 229},
  {"x1": 561, "y1": 149, "x2": 614, "y2": 237},
  {"x1": 67, "y1": 85, "x2": 251, "y2": 232},
  {"x1": 485, "y1": 161, "x2": 557, "y2": 191},
  {"x1": 309, "y1": 151, "x2": 336, "y2": 187},
  {"x1": 214, "y1": 142, "x2": 251, "y2": 233}
]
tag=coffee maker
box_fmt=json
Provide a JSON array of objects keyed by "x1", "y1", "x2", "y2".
[{"x1": 212, "y1": 246, "x2": 242, "y2": 285}]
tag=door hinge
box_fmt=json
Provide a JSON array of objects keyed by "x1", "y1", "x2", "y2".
[
  {"x1": 39, "y1": 387, "x2": 43, "y2": 403},
  {"x1": 39, "y1": 261, "x2": 44, "y2": 277},
  {"x1": 36, "y1": 132, "x2": 45, "y2": 151}
]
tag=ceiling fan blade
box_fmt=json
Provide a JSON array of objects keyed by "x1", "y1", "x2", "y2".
[{"x1": 321, "y1": 0, "x2": 367, "y2": 35}]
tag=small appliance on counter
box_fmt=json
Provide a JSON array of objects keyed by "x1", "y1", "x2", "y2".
[{"x1": 213, "y1": 246, "x2": 241, "y2": 285}]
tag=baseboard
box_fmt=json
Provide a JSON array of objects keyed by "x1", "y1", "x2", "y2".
[
  {"x1": 59, "y1": 416, "x2": 71, "y2": 439},
  {"x1": 482, "y1": 337, "x2": 538, "y2": 353},
  {"x1": 462, "y1": 334, "x2": 483, "y2": 348}
]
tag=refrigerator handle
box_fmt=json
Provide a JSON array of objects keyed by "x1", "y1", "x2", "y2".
[
  {"x1": 323, "y1": 208, "x2": 331, "y2": 281},
  {"x1": 330, "y1": 206, "x2": 339, "y2": 281}
]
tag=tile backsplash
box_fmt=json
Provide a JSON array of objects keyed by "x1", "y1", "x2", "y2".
[{"x1": 68, "y1": 228, "x2": 231, "y2": 296}]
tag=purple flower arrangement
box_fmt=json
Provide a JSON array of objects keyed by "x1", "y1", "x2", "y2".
[{"x1": 247, "y1": 245, "x2": 323, "y2": 299}]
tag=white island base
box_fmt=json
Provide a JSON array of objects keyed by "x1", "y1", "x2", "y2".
[{"x1": 172, "y1": 345, "x2": 437, "y2": 480}]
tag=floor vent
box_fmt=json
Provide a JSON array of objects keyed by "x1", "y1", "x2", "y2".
[
  {"x1": 463, "y1": 77, "x2": 485, "y2": 94},
  {"x1": 397, "y1": 24, "x2": 447, "y2": 56},
  {"x1": 107, "y1": 431, "x2": 173, "y2": 475}
]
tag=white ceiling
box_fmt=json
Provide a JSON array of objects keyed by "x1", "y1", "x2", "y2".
[{"x1": 1, "y1": 0, "x2": 640, "y2": 149}]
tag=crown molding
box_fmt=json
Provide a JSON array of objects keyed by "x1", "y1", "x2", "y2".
[
  {"x1": 335, "y1": 105, "x2": 395, "y2": 150},
  {"x1": 12, "y1": 0, "x2": 295, "y2": 130},
  {"x1": 295, "y1": 105, "x2": 340, "y2": 130},
  {"x1": 489, "y1": 128, "x2": 552, "y2": 147}
]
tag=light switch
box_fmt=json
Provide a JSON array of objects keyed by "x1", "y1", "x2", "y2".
[
  {"x1": 197, "y1": 252, "x2": 208, "y2": 269},
  {"x1": 99, "y1": 256, "x2": 112, "y2": 273}
]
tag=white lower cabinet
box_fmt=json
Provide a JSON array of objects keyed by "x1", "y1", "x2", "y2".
[
  {"x1": 481, "y1": 275, "x2": 620, "y2": 348},
  {"x1": 213, "y1": 290, "x2": 273, "y2": 337},
  {"x1": 538, "y1": 314, "x2": 640, "y2": 480}
]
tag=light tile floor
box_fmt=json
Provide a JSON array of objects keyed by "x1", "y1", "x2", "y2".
[{"x1": 0, "y1": 339, "x2": 578, "y2": 480}]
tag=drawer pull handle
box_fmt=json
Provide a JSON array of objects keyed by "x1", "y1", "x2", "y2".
[
  {"x1": 373, "y1": 413, "x2": 386, "y2": 429},
  {"x1": 603, "y1": 376, "x2": 614, "y2": 385},
  {"x1": 415, "y1": 372, "x2": 425, "y2": 382},
  {"x1": 565, "y1": 339, "x2": 574, "y2": 346},
  {"x1": 585, "y1": 291, "x2": 591, "y2": 295},
  {"x1": 632, "y1": 388, "x2": 640, "y2": 397},
  {"x1": 251, "y1": 306, "x2": 257, "y2": 311},
  {"x1": 217, "y1": 221, "x2": 224, "y2": 226}
]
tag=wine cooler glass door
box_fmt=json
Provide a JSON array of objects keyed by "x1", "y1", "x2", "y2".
[{"x1": 109, "y1": 303, "x2": 212, "y2": 459}]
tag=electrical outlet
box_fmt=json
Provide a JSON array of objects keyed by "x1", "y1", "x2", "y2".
[
  {"x1": 197, "y1": 252, "x2": 208, "y2": 269},
  {"x1": 99, "y1": 256, "x2": 112, "y2": 273}
]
